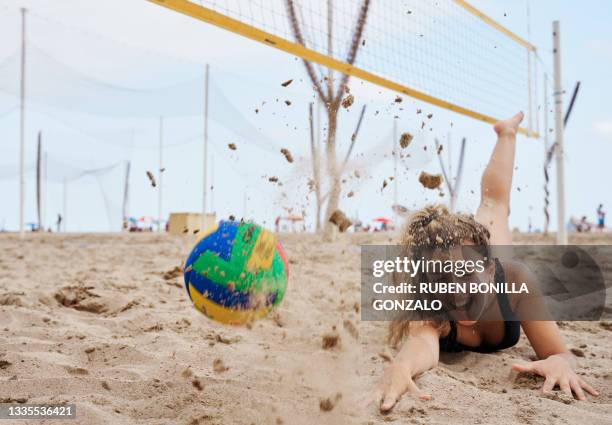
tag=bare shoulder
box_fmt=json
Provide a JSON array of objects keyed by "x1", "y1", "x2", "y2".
[
  {"x1": 497, "y1": 259, "x2": 542, "y2": 308},
  {"x1": 499, "y1": 259, "x2": 532, "y2": 283}
]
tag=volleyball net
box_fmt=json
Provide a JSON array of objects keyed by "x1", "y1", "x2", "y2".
[{"x1": 149, "y1": 0, "x2": 539, "y2": 137}]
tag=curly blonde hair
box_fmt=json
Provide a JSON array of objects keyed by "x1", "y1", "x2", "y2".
[{"x1": 388, "y1": 204, "x2": 491, "y2": 346}]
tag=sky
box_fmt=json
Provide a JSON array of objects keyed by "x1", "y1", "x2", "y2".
[{"x1": 0, "y1": 0, "x2": 611, "y2": 234}]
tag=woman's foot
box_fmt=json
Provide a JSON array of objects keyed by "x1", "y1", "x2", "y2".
[{"x1": 494, "y1": 111, "x2": 524, "y2": 137}]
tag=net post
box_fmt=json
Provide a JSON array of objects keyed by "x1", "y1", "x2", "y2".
[
  {"x1": 62, "y1": 178, "x2": 67, "y2": 232},
  {"x1": 527, "y1": 51, "x2": 534, "y2": 135},
  {"x1": 392, "y1": 118, "x2": 398, "y2": 228},
  {"x1": 203, "y1": 64, "x2": 209, "y2": 229},
  {"x1": 543, "y1": 73, "x2": 550, "y2": 235},
  {"x1": 552, "y1": 21, "x2": 567, "y2": 245},
  {"x1": 210, "y1": 154, "x2": 214, "y2": 214},
  {"x1": 448, "y1": 132, "x2": 456, "y2": 212},
  {"x1": 534, "y1": 55, "x2": 540, "y2": 135},
  {"x1": 44, "y1": 151, "x2": 48, "y2": 230},
  {"x1": 526, "y1": 0, "x2": 534, "y2": 135},
  {"x1": 158, "y1": 116, "x2": 164, "y2": 232},
  {"x1": 122, "y1": 161, "x2": 131, "y2": 232},
  {"x1": 19, "y1": 7, "x2": 27, "y2": 237},
  {"x1": 36, "y1": 131, "x2": 42, "y2": 231}
]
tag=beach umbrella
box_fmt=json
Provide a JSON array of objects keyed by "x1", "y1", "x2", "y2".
[{"x1": 373, "y1": 217, "x2": 391, "y2": 223}]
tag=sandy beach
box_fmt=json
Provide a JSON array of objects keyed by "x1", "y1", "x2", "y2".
[{"x1": 0, "y1": 231, "x2": 611, "y2": 424}]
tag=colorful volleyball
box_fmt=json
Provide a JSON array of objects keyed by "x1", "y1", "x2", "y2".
[{"x1": 183, "y1": 220, "x2": 288, "y2": 325}]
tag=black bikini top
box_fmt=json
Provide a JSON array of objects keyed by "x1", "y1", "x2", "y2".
[{"x1": 439, "y1": 258, "x2": 521, "y2": 353}]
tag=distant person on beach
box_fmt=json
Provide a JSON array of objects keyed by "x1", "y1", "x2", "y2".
[
  {"x1": 597, "y1": 204, "x2": 605, "y2": 231},
  {"x1": 568, "y1": 216, "x2": 579, "y2": 233},
  {"x1": 578, "y1": 216, "x2": 591, "y2": 233},
  {"x1": 56, "y1": 214, "x2": 62, "y2": 233},
  {"x1": 371, "y1": 113, "x2": 598, "y2": 412}
]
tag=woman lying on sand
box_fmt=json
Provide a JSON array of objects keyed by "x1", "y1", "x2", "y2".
[{"x1": 372, "y1": 112, "x2": 599, "y2": 412}]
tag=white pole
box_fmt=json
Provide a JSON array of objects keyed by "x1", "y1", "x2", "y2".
[
  {"x1": 210, "y1": 154, "x2": 214, "y2": 213},
  {"x1": 62, "y1": 178, "x2": 67, "y2": 232},
  {"x1": 447, "y1": 132, "x2": 452, "y2": 183},
  {"x1": 203, "y1": 64, "x2": 209, "y2": 228},
  {"x1": 544, "y1": 74, "x2": 549, "y2": 147},
  {"x1": 448, "y1": 132, "x2": 457, "y2": 212},
  {"x1": 122, "y1": 161, "x2": 130, "y2": 231},
  {"x1": 526, "y1": 0, "x2": 534, "y2": 135},
  {"x1": 316, "y1": 99, "x2": 321, "y2": 149},
  {"x1": 553, "y1": 21, "x2": 567, "y2": 245},
  {"x1": 44, "y1": 151, "x2": 47, "y2": 230},
  {"x1": 36, "y1": 131, "x2": 41, "y2": 230},
  {"x1": 158, "y1": 117, "x2": 163, "y2": 232},
  {"x1": 534, "y1": 58, "x2": 540, "y2": 135},
  {"x1": 543, "y1": 74, "x2": 550, "y2": 234},
  {"x1": 527, "y1": 54, "x2": 534, "y2": 135},
  {"x1": 392, "y1": 119, "x2": 398, "y2": 227},
  {"x1": 19, "y1": 8, "x2": 27, "y2": 236}
]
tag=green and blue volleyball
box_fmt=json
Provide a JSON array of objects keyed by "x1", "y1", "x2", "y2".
[{"x1": 183, "y1": 220, "x2": 288, "y2": 325}]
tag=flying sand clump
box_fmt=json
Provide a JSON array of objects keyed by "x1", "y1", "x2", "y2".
[
  {"x1": 328, "y1": 210, "x2": 352, "y2": 232},
  {"x1": 322, "y1": 327, "x2": 341, "y2": 349},
  {"x1": 399, "y1": 132, "x2": 413, "y2": 149},
  {"x1": 280, "y1": 148, "x2": 294, "y2": 163},
  {"x1": 341, "y1": 94, "x2": 354, "y2": 109},
  {"x1": 319, "y1": 393, "x2": 342, "y2": 412},
  {"x1": 418, "y1": 171, "x2": 443, "y2": 189},
  {"x1": 146, "y1": 171, "x2": 156, "y2": 188},
  {"x1": 213, "y1": 358, "x2": 228, "y2": 373}
]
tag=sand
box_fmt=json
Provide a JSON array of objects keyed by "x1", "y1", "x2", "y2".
[{"x1": 0, "y1": 231, "x2": 611, "y2": 424}]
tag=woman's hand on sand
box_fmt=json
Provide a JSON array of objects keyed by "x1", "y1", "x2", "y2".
[
  {"x1": 370, "y1": 362, "x2": 431, "y2": 413},
  {"x1": 512, "y1": 354, "x2": 599, "y2": 401}
]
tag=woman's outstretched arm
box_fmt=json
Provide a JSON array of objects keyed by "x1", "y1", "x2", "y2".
[
  {"x1": 475, "y1": 111, "x2": 524, "y2": 245},
  {"x1": 372, "y1": 323, "x2": 439, "y2": 412}
]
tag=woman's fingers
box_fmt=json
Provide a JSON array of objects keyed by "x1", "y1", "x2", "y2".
[
  {"x1": 542, "y1": 376, "x2": 556, "y2": 394},
  {"x1": 559, "y1": 378, "x2": 572, "y2": 398},
  {"x1": 406, "y1": 379, "x2": 432, "y2": 401},
  {"x1": 570, "y1": 379, "x2": 586, "y2": 401},
  {"x1": 541, "y1": 375, "x2": 597, "y2": 400},
  {"x1": 378, "y1": 378, "x2": 431, "y2": 412},
  {"x1": 579, "y1": 378, "x2": 599, "y2": 397},
  {"x1": 512, "y1": 362, "x2": 537, "y2": 374},
  {"x1": 380, "y1": 390, "x2": 399, "y2": 413}
]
